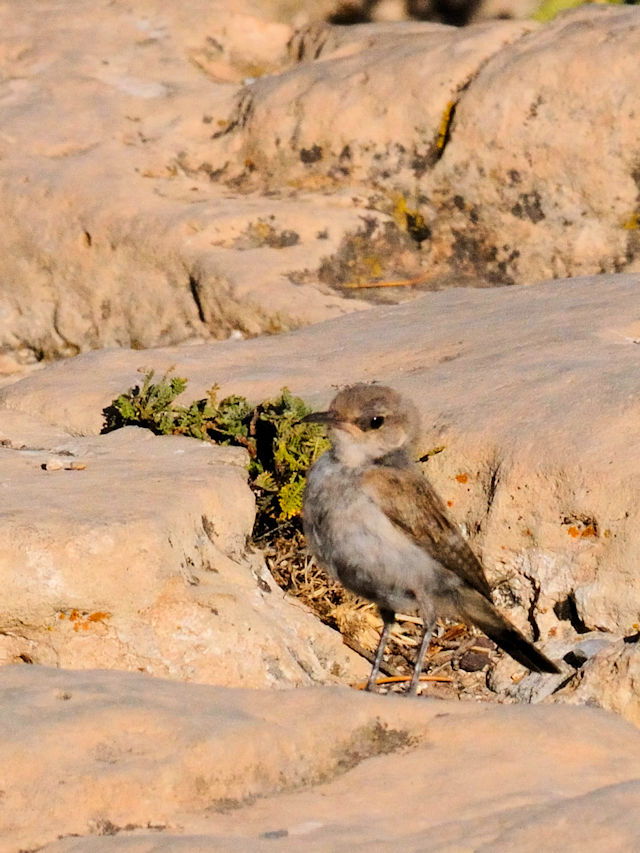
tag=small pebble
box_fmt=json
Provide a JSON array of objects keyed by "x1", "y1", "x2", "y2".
[
  {"x1": 42, "y1": 459, "x2": 87, "y2": 471},
  {"x1": 458, "y1": 650, "x2": 490, "y2": 672}
]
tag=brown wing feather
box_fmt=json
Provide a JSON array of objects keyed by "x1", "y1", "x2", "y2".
[{"x1": 362, "y1": 466, "x2": 493, "y2": 598}]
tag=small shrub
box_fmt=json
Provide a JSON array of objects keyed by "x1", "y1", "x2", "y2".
[{"x1": 103, "y1": 370, "x2": 188, "y2": 435}]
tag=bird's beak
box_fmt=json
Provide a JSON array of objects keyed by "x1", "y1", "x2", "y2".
[{"x1": 301, "y1": 410, "x2": 339, "y2": 426}]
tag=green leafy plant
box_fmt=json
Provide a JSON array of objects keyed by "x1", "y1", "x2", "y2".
[
  {"x1": 102, "y1": 369, "x2": 329, "y2": 530},
  {"x1": 250, "y1": 388, "x2": 330, "y2": 524},
  {"x1": 103, "y1": 370, "x2": 188, "y2": 435}
]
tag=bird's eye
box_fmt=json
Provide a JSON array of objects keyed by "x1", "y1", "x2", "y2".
[{"x1": 369, "y1": 416, "x2": 385, "y2": 430}]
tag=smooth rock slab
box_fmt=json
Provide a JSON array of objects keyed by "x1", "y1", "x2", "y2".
[
  {"x1": 0, "y1": 0, "x2": 372, "y2": 360},
  {"x1": 0, "y1": 425, "x2": 366, "y2": 686},
  {"x1": 4, "y1": 2, "x2": 640, "y2": 361},
  {"x1": 217, "y1": 18, "x2": 536, "y2": 188},
  {"x1": 430, "y1": 4, "x2": 640, "y2": 285},
  {"x1": 219, "y1": 6, "x2": 640, "y2": 286},
  {"x1": 2, "y1": 666, "x2": 640, "y2": 851}
]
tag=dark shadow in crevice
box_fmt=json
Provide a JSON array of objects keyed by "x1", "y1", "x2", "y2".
[
  {"x1": 328, "y1": 0, "x2": 487, "y2": 28},
  {"x1": 189, "y1": 274, "x2": 206, "y2": 324},
  {"x1": 553, "y1": 593, "x2": 591, "y2": 635}
]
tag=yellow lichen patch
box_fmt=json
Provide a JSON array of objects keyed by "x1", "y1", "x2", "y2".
[
  {"x1": 246, "y1": 220, "x2": 272, "y2": 243},
  {"x1": 455, "y1": 473, "x2": 468, "y2": 484},
  {"x1": 343, "y1": 272, "x2": 431, "y2": 289},
  {"x1": 392, "y1": 195, "x2": 410, "y2": 229},
  {"x1": 623, "y1": 212, "x2": 640, "y2": 230},
  {"x1": 436, "y1": 101, "x2": 455, "y2": 152},
  {"x1": 532, "y1": 0, "x2": 620, "y2": 24},
  {"x1": 361, "y1": 255, "x2": 383, "y2": 279},
  {"x1": 419, "y1": 445, "x2": 445, "y2": 462},
  {"x1": 390, "y1": 195, "x2": 430, "y2": 244}
]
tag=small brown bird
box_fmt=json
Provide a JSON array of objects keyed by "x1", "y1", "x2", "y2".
[{"x1": 302, "y1": 383, "x2": 559, "y2": 693}]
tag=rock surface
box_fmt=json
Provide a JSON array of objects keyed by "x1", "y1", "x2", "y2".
[
  {"x1": 552, "y1": 641, "x2": 640, "y2": 727},
  {"x1": 221, "y1": 5, "x2": 640, "y2": 286},
  {"x1": 2, "y1": 2, "x2": 640, "y2": 362},
  {"x1": 3, "y1": 665, "x2": 640, "y2": 852},
  {"x1": 0, "y1": 0, "x2": 372, "y2": 364},
  {"x1": 2, "y1": 2, "x2": 640, "y2": 845},
  {"x1": 0, "y1": 422, "x2": 366, "y2": 685}
]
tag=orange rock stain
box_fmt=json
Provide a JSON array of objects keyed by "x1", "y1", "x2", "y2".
[{"x1": 56, "y1": 610, "x2": 111, "y2": 632}]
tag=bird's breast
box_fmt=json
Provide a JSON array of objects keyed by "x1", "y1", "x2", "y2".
[{"x1": 303, "y1": 456, "x2": 441, "y2": 612}]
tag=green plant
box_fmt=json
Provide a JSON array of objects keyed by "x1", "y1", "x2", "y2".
[
  {"x1": 102, "y1": 369, "x2": 188, "y2": 435},
  {"x1": 102, "y1": 369, "x2": 329, "y2": 529},
  {"x1": 250, "y1": 388, "x2": 331, "y2": 524},
  {"x1": 532, "y1": 0, "x2": 638, "y2": 23}
]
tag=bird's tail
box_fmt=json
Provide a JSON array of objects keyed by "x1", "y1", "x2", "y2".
[{"x1": 460, "y1": 589, "x2": 560, "y2": 674}]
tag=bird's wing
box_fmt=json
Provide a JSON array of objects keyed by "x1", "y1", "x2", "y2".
[{"x1": 361, "y1": 465, "x2": 493, "y2": 598}]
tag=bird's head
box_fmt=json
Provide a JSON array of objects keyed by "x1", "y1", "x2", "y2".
[{"x1": 303, "y1": 383, "x2": 420, "y2": 468}]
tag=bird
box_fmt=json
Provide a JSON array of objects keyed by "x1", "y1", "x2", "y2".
[{"x1": 302, "y1": 383, "x2": 559, "y2": 694}]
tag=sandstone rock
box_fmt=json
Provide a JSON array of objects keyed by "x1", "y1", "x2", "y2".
[
  {"x1": 3, "y1": 3, "x2": 640, "y2": 360},
  {"x1": 217, "y1": 18, "x2": 537, "y2": 189},
  {"x1": 0, "y1": 408, "x2": 71, "y2": 449},
  {"x1": 0, "y1": 422, "x2": 366, "y2": 685},
  {"x1": 0, "y1": 351, "x2": 43, "y2": 389},
  {"x1": 2, "y1": 665, "x2": 640, "y2": 851},
  {"x1": 488, "y1": 630, "x2": 617, "y2": 704},
  {"x1": 216, "y1": 6, "x2": 640, "y2": 286},
  {"x1": 0, "y1": 0, "x2": 373, "y2": 360},
  {"x1": 429, "y1": 4, "x2": 640, "y2": 285},
  {"x1": 552, "y1": 641, "x2": 640, "y2": 727}
]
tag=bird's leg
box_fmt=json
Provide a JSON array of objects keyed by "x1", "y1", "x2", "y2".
[
  {"x1": 408, "y1": 603, "x2": 436, "y2": 695},
  {"x1": 366, "y1": 607, "x2": 395, "y2": 692}
]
